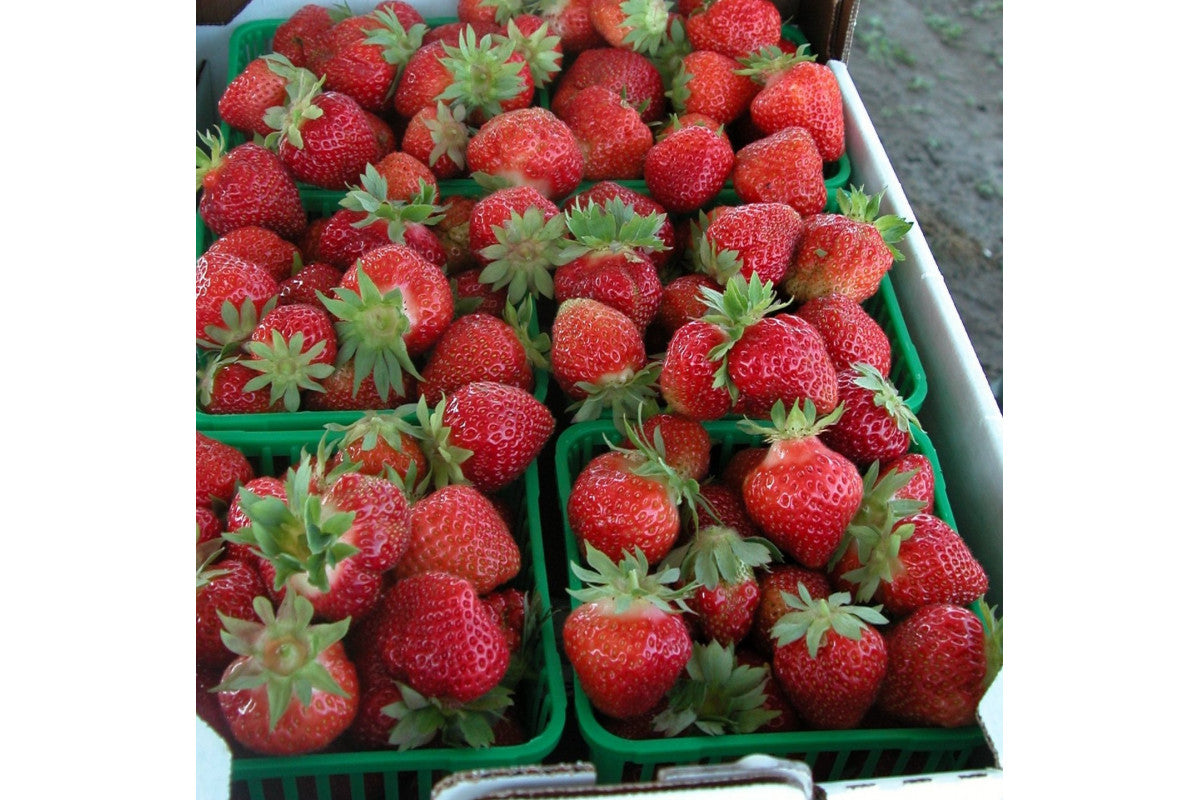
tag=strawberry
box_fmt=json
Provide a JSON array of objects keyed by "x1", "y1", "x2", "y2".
[
  {"x1": 564, "y1": 182, "x2": 676, "y2": 273},
  {"x1": 370, "y1": 150, "x2": 440, "y2": 202},
  {"x1": 320, "y1": 243, "x2": 454, "y2": 402},
  {"x1": 306, "y1": 361, "x2": 415, "y2": 411},
  {"x1": 536, "y1": 0, "x2": 606, "y2": 54},
  {"x1": 418, "y1": 304, "x2": 543, "y2": 400},
  {"x1": 272, "y1": 3, "x2": 340, "y2": 69},
  {"x1": 433, "y1": 194, "x2": 479, "y2": 274},
  {"x1": 739, "y1": 46, "x2": 845, "y2": 161},
  {"x1": 423, "y1": 20, "x2": 504, "y2": 47},
  {"x1": 325, "y1": 409, "x2": 429, "y2": 487},
  {"x1": 197, "y1": 353, "x2": 285, "y2": 416},
  {"x1": 206, "y1": 226, "x2": 302, "y2": 284},
  {"x1": 694, "y1": 481, "x2": 758, "y2": 540},
  {"x1": 881, "y1": 452, "x2": 935, "y2": 515},
  {"x1": 696, "y1": 201, "x2": 803, "y2": 286},
  {"x1": 684, "y1": 0, "x2": 782, "y2": 60},
  {"x1": 458, "y1": 0, "x2": 523, "y2": 26},
  {"x1": 550, "y1": 47, "x2": 666, "y2": 123},
  {"x1": 549, "y1": 298, "x2": 658, "y2": 424},
  {"x1": 731, "y1": 125, "x2": 826, "y2": 215},
  {"x1": 822, "y1": 363, "x2": 922, "y2": 468},
  {"x1": 668, "y1": 50, "x2": 758, "y2": 125},
  {"x1": 304, "y1": 14, "x2": 379, "y2": 77},
  {"x1": 735, "y1": 648, "x2": 801, "y2": 732},
  {"x1": 196, "y1": 506, "x2": 223, "y2": 544},
  {"x1": 658, "y1": 317, "x2": 733, "y2": 421},
  {"x1": 563, "y1": 544, "x2": 694, "y2": 719},
  {"x1": 643, "y1": 124, "x2": 734, "y2": 214},
  {"x1": 653, "y1": 640, "x2": 781, "y2": 736},
  {"x1": 395, "y1": 29, "x2": 533, "y2": 123},
  {"x1": 506, "y1": 16, "x2": 565, "y2": 88},
  {"x1": 240, "y1": 303, "x2": 338, "y2": 412},
  {"x1": 278, "y1": 261, "x2": 343, "y2": 308},
  {"x1": 559, "y1": 85, "x2": 654, "y2": 181},
  {"x1": 749, "y1": 564, "x2": 831, "y2": 657},
  {"x1": 627, "y1": 412, "x2": 712, "y2": 482},
  {"x1": 480, "y1": 587, "x2": 529, "y2": 658},
  {"x1": 738, "y1": 399, "x2": 864, "y2": 569},
  {"x1": 373, "y1": 570, "x2": 511, "y2": 702},
  {"x1": 218, "y1": 54, "x2": 302, "y2": 137},
  {"x1": 783, "y1": 185, "x2": 914, "y2": 303},
  {"x1": 728, "y1": 312, "x2": 838, "y2": 420},
  {"x1": 196, "y1": 131, "x2": 307, "y2": 240},
  {"x1": 320, "y1": 7, "x2": 427, "y2": 113},
  {"x1": 770, "y1": 584, "x2": 888, "y2": 729},
  {"x1": 451, "y1": 268, "x2": 510, "y2": 317},
  {"x1": 195, "y1": 249, "x2": 279, "y2": 349},
  {"x1": 197, "y1": 540, "x2": 268, "y2": 668},
  {"x1": 796, "y1": 293, "x2": 892, "y2": 376},
  {"x1": 396, "y1": 483, "x2": 521, "y2": 594},
  {"x1": 401, "y1": 102, "x2": 471, "y2": 179},
  {"x1": 215, "y1": 590, "x2": 359, "y2": 755},
  {"x1": 719, "y1": 444, "x2": 767, "y2": 491},
  {"x1": 364, "y1": 108, "x2": 399, "y2": 160},
  {"x1": 408, "y1": 382, "x2": 554, "y2": 494},
  {"x1": 470, "y1": 185, "x2": 567, "y2": 305},
  {"x1": 225, "y1": 476, "x2": 288, "y2": 548},
  {"x1": 228, "y1": 456, "x2": 413, "y2": 622},
  {"x1": 554, "y1": 197, "x2": 666, "y2": 331},
  {"x1": 590, "y1": 0, "x2": 674, "y2": 55},
  {"x1": 374, "y1": 0, "x2": 425, "y2": 28},
  {"x1": 335, "y1": 164, "x2": 448, "y2": 269},
  {"x1": 196, "y1": 431, "x2": 254, "y2": 509},
  {"x1": 878, "y1": 603, "x2": 1002, "y2": 728},
  {"x1": 467, "y1": 106, "x2": 584, "y2": 201},
  {"x1": 655, "y1": 273, "x2": 721, "y2": 335}
]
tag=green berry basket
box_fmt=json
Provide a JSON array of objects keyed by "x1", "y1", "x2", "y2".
[
  {"x1": 201, "y1": 426, "x2": 566, "y2": 800},
  {"x1": 552, "y1": 418, "x2": 989, "y2": 784}
]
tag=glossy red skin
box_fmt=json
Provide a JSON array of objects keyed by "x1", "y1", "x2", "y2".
[
  {"x1": 551, "y1": 47, "x2": 666, "y2": 123},
  {"x1": 303, "y1": 360, "x2": 415, "y2": 411},
  {"x1": 434, "y1": 195, "x2": 478, "y2": 274},
  {"x1": 883, "y1": 453, "x2": 935, "y2": 514},
  {"x1": 876, "y1": 513, "x2": 989, "y2": 615},
  {"x1": 727, "y1": 314, "x2": 839, "y2": 420},
  {"x1": 634, "y1": 413, "x2": 711, "y2": 482},
  {"x1": 674, "y1": 50, "x2": 759, "y2": 125},
  {"x1": 314, "y1": 210, "x2": 392, "y2": 270},
  {"x1": 419, "y1": 312, "x2": 533, "y2": 400},
  {"x1": 278, "y1": 91, "x2": 378, "y2": 190},
  {"x1": 421, "y1": 20, "x2": 504, "y2": 47},
  {"x1": 395, "y1": 40, "x2": 534, "y2": 124},
  {"x1": 401, "y1": 104, "x2": 469, "y2": 179},
  {"x1": 374, "y1": 0, "x2": 425, "y2": 28},
  {"x1": 441, "y1": 381, "x2": 555, "y2": 492},
  {"x1": 333, "y1": 429, "x2": 427, "y2": 484},
  {"x1": 396, "y1": 484, "x2": 521, "y2": 594},
  {"x1": 822, "y1": 368, "x2": 913, "y2": 468},
  {"x1": 878, "y1": 603, "x2": 988, "y2": 728},
  {"x1": 772, "y1": 622, "x2": 887, "y2": 729},
  {"x1": 695, "y1": 482, "x2": 759, "y2": 539},
  {"x1": 550, "y1": 298, "x2": 647, "y2": 400},
  {"x1": 480, "y1": 588, "x2": 527, "y2": 656},
  {"x1": 201, "y1": 361, "x2": 285, "y2": 415},
  {"x1": 196, "y1": 556, "x2": 268, "y2": 668},
  {"x1": 694, "y1": 576, "x2": 760, "y2": 646},
  {"x1": 375, "y1": 571, "x2": 511, "y2": 702},
  {"x1": 226, "y1": 476, "x2": 288, "y2": 543},
  {"x1": 785, "y1": 213, "x2": 894, "y2": 303},
  {"x1": 219, "y1": 57, "x2": 290, "y2": 137},
  {"x1": 683, "y1": 0, "x2": 782, "y2": 59},
  {"x1": 469, "y1": 185, "x2": 561, "y2": 260},
  {"x1": 340, "y1": 243, "x2": 455, "y2": 355},
  {"x1": 659, "y1": 320, "x2": 731, "y2": 421},
  {"x1": 567, "y1": 451, "x2": 680, "y2": 565},
  {"x1": 207, "y1": 226, "x2": 301, "y2": 283},
  {"x1": 750, "y1": 565, "x2": 832, "y2": 656},
  {"x1": 644, "y1": 125, "x2": 734, "y2": 214},
  {"x1": 196, "y1": 505, "x2": 223, "y2": 543},
  {"x1": 467, "y1": 107, "x2": 584, "y2": 201},
  {"x1": 742, "y1": 435, "x2": 863, "y2": 569},
  {"x1": 348, "y1": 679, "x2": 403, "y2": 748},
  {"x1": 564, "y1": 182, "x2": 675, "y2": 272},
  {"x1": 704, "y1": 202, "x2": 804, "y2": 286},
  {"x1": 732, "y1": 126, "x2": 827, "y2": 216},
  {"x1": 563, "y1": 597, "x2": 692, "y2": 719},
  {"x1": 370, "y1": 151, "x2": 440, "y2": 202},
  {"x1": 541, "y1": 0, "x2": 606, "y2": 53},
  {"x1": 219, "y1": 641, "x2": 359, "y2": 755},
  {"x1": 195, "y1": 250, "x2": 280, "y2": 342},
  {"x1": 322, "y1": 37, "x2": 403, "y2": 114},
  {"x1": 796, "y1": 293, "x2": 892, "y2": 376},
  {"x1": 278, "y1": 262, "x2": 343, "y2": 309},
  {"x1": 554, "y1": 251, "x2": 663, "y2": 332},
  {"x1": 720, "y1": 446, "x2": 768, "y2": 491},
  {"x1": 249, "y1": 303, "x2": 338, "y2": 366},
  {"x1": 365, "y1": 109, "x2": 399, "y2": 160},
  {"x1": 458, "y1": 0, "x2": 507, "y2": 25},
  {"x1": 750, "y1": 61, "x2": 845, "y2": 162},
  {"x1": 560, "y1": 85, "x2": 653, "y2": 181},
  {"x1": 196, "y1": 432, "x2": 255, "y2": 508},
  {"x1": 271, "y1": 4, "x2": 335, "y2": 68},
  {"x1": 656, "y1": 274, "x2": 720, "y2": 334},
  {"x1": 450, "y1": 268, "x2": 508, "y2": 317}
]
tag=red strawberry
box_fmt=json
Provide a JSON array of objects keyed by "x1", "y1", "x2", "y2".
[
  {"x1": 694, "y1": 481, "x2": 759, "y2": 540},
  {"x1": 197, "y1": 354, "x2": 284, "y2": 416},
  {"x1": 240, "y1": 303, "x2": 338, "y2": 412},
  {"x1": 194, "y1": 248, "x2": 283, "y2": 349},
  {"x1": 196, "y1": 431, "x2": 254, "y2": 509},
  {"x1": 271, "y1": 4, "x2": 339, "y2": 69},
  {"x1": 668, "y1": 49, "x2": 758, "y2": 125},
  {"x1": 196, "y1": 506, "x2": 223, "y2": 544},
  {"x1": 304, "y1": 14, "x2": 378, "y2": 77},
  {"x1": 480, "y1": 587, "x2": 528, "y2": 657},
  {"x1": 550, "y1": 47, "x2": 666, "y2": 123},
  {"x1": 653, "y1": 639, "x2": 782, "y2": 735},
  {"x1": 770, "y1": 584, "x2": 888, "y2": 729},
  {"x1": 728, "y1": 312, "x2": 838, "y2": 420},
  {"x1": 458, "y1": 0, "x2": 523, "y2": 27},
  {"x1": 731, "y1": 126, "x2": 826, "y2": 215},
  {"x1": 735, "y1": 649, "x2": 801, "y2": 732},
  {"x1": 796, "y1": 293, "x2": 892, "y2": 376},
  {"x1": 277, "y1": 261, "x2": 343, "y2": 308},
  {"x1": 878, "y1": 603, "x2": 1002, "y2": 728},
  {"x1": 215, "y1": 590, "x2": 359, "y2": 755},
  {"x1": 740, "y1": 46, "x2": 845, "y2": 161},
  {"x1": 394, "y1": 29, "x2": 533, "y2": 123},
  {"x1": 783, "y1": 185, "x2": 914, "y2": 303},
  {"x1": 265, "y1": 74, "x2": 379, "y2": 190},
  {"x1": 370, "y1": 150, "x2": 439, "y2": 202},
  {"x1": 423, "y1": 20, "x2": 504, "y2": 46},
  {"x1": 467, "y1": 106, "x2": 584, "y2": 201},
  {"x1": 433, "y1": 194, "x2": 479, "y2": 274},
  {"x1": 560, "y1": 85, "x2": 654, "y2": 181},
  {"x1": 822, "y1": 363, "x2": 922, "y2": 468},
  {"x1": 749, "y1": 564, "x2": 831, "y2": 657},
  {"x1": 683, "y1": 0, "x2": 781, "y2": 60},
  {"x1": 310, "y1": 209, "x2": 390, "y2": 270},
  {"x1": 643, "y1": 124, "x2": 734, "y2": 214},
  {"x1": 196, "y1": 132, "x2": 307, "y2": 240},
  {"x1": 589, "y1": 0, "x2": 674, "y2": 55},
  {"x1": 218, "y1": 54, "x2": 301, "y2": 137},
  {"x1": 882, "y1": 452, "x2": 935, "y2": 515},
  {"x1": 469, "y1": 185, "x2": 566, "y2": 305},
  {"x1": 451, "y1": 268, "x2": 509, "y2": 317},
  {"x1": 564, "y1": 182, "x2": 676, "y2": 272},
  {"x1": 696, "y1": 202, "x2": 803, "y2": 286},
  {"x1": 538, "y1": 0, "x2": 606, "y2": 54},
  {"x1": 326, "y1": 409, "x2": 429, "y2": 486},
  {"x1": 418, "y1": 307, "x2": 540, "y2": 400},
  {"x1": 305, "y1": 361, "x2": 414, "y2": 411},
  {"x1": 320, "y1": 7, "x2": 427, "y2": 113},
  {"x1": 563, "y1": 544, "x2": 693, "y2": 718},
  {"x1": 401, "y1": 102, "x2": 471, "y2": 179},
  {"x1": 658, "y1": 318, "x2": 732, "y2": 421},
  {"x1": 374, "y1": 0, "x2": 425, "y2": 28},
  {"x1": 739, "y1": 400, "x2": 864, "y2": 569},
  {"x1": 396, "y1": 483, "x2": 521, "y2": 594},
  {"x1": 655, "y1": 273, "x2": 721, "y2": 335},
  {"x1": 206, "y1": 226, "x2": 301, "y2": 284},
  {"x1": 225, "y1": 476, "x2": 288, "y2": 545},
  {"x1": 627, "y1": 412, "x2": 712, "y2": 482},
  {"x1": 720, "y1": 445, "x2": 767, "y2": 491},
  {"x1": 196, "y1": 541, "x2": 268, "y2": 668},
  {"x1": 334, "y1": 164, "x2": 448, "y2": 269}
]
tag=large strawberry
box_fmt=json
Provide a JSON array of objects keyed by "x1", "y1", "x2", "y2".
[
  {"x1": 731, "y1": 125, "x2": 826, "y2": 215},
  {"x1": 559, "y1": 85, "x2": 654, "y2": 181},
  {"x1": 215, "y1": 590, "x2": 359, "y2": 755},
  {"x1": 796, "y1": 292, "x2": 892, "y2": 376},
  {"x1": 239, "y1": 303, "x2": 338, "y2": 413},
  {"x1": 783, "y1": 185, "x2": 914, "y2": 303},
  {"x1": 822, "y1": 363, "x2": 922, "y2": 468},
  {"x1": 695, "y1": 201, "x2": 803, "y2": 287},
  {"x1": 770, "y1": 583, "x2": 888, "y2": 729},
  {"x1": 563, "y1": 543, "x2": 694, "y2": 719},
  {"x1": 738, "y1": 45, "x2": 845, "y2": 162},
  {"x1": 564, "y1": 182, "x2": 676, "y2": 273},
  {"x1": 394, "y1": 29, "x2": 533, "y2": 123},
  {"x1": 652, "y1": 640, "x2": 781, "y2": 736},
  {"x1": 272, "y1": 3, "x2": 340, "y2": 68},
  {"x1": 643, "y1": 123, "x2": 734, "y2": 214},
  {"x1": 206, "y1": 226, "x2": 302, "y2": 284},
  {"x1": 668, "y1": 49, "x2": 758, "y2": 125},
  {"x1": 419, "y1": 304, "x2": 543, "y2": 400},
  {"x1": 550, "y1": 46, "x2": 666, "y2": 123},
  {"x1": 739, "y1": 399, "x2": 864, "y2": 569},
  {"x1": 684, "y1": 0, "x2": 782, "y2": 60},
  {"x1": 467, "y1": 106, "x2": 584, "y2": 201},
  {"x1": 537, "y1": 0, "x2": 606, "y2": 54},
  {"x1": 218, "y1": 54, "x2": 304, "y2": 137},
  {"x1": 195, "y1": 249, "x2": 279, "y2": 350},
  {"x1": 749, "y1": 563, "x2": 832, "y2": 657},
  {"x1": 196, "y1": 131, "x2": 307, "y2": 240},
  {"x1": 471, "y1": 186, "x2": 567, "y2": 305},
  {"x1": 590, "y1": 0, "x2": 674, "y2": 55}
]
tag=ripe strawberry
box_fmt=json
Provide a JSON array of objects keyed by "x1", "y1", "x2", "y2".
[
  {"x1": 196, "y1": 431, "x2": 254, "y2": 509},
  {"x1": 590, "y1": 0, "x2": 673, "y2": 55},
  {"x1": 321, "y1": 7, "x2": 427, "y2": 113},
  {"x1": 374, "y1": 570, "x2": 511, "y2": 702},
  {"x1": 739, "y1": 399, "x2": 864, "y2": 569},
  {"x1": 335, "y1": 164, "x2": 448, "y2": 269},
  {"x1": 277, "y1": 261, "x2": 343, "y2": 308},
  {"x1": 684, "y1": 0, "x2": 782, "y2": 60},
  {"x1": 370, "y1": 151, "x2": 440, "y2": 202},
  {"x1": 720, "y1": 444, "x2": 767, "y2": 491},
  {"x1": 668, "y1": 50, "x2": 758, "y2": 125},
  {"x1": 537, "y1": 0, "x2": 606, "y2": 54},
  {"x1": 626, "y1": 412, "x2": 712, "y2": 482},
  {"x1": 549, "y1": 298, "x2": 658, "y2": 424},
  {"x1": 423, "y1": 19, "x2": 504, "y2": 47},
  {"x1": 878, "y1": 603, "x2": 1002, "y2": 728},
  {"x1": 325, "y1": 409, "x2": 429, "y2": 486},
  {"x1": 643, "y1": 124, "x2": 734, "y2": 214},
  {"x1": 783, "y1": 186, "x2": 914, "y2": 303},
  {"x1": 732, "y1": 126, "x2": 826, "y2": 215},
  {"x1": 694, "y1": 481, "x2": 758, "y2": 540},
  {"x1": 655, "y1": 273, "x2": 721, "y2": 334},
  {"x1": 564, "y1": 182, "x2": 676, "y2": 273},
  {"x1": 550, "y1": 47, "x2": 666, "y2": 123},
  {"x1": 770, "y1": 584, "x2": 888, "y2": 729},
  {"x1": 271, "y1": 3, "x2": 340, "y2": 69},
  {"x1": 206, "y1": 226, "x2": 301, "y2": 284},
  {"x1": 401, "y1": 102, "x2": 471, "y2": 179},
  {"x1": 364, "y1": 108, "x2": 399, "y2": 159},
  {"x1": 735, "y1": 648, "x2": 801, "y2": 732},
  {"x1": 195, "y1": 249, "x2": 279, "y2": 349},
  {"x1": 225, "y1": 476, "x2": 288, "y2": 546},
  {"x1": 320, "y1": 243, "x2": 454, "y2": 402},
  {"x1": 480, "y1": 587, "x2": 529, "y2": 658},
  {"x1": 822, "y1": 363, "x2": 922, "y2": 468},
  {"x1": 741, "y1": 51, "x2": 845, "y2": 161},
  {"x1": 196, "y1": 506, "x2": 223, "y2": 544},
  {"x1": 451, "y1": 268, "x2": 509, "y2": 317},
  {"x1": 373, "y1": 0, "x2": 425, "y2": 28},
  {"x1": 409, "y1": 382, "x2": 554, "y2": 494},
  {"x1": 197, "y1": 353, "x2": 285, "y2": 416},
  {"x1": 303, "y1": 360, "x2": 415, "y2": 411},
  {"x1": 881, "y1": 452, "x2": 935, "y2": 514},
  {"x1": 796, "y1": 293, "x2": 892, "y2": 376},
  {"x1": 394, "y1": 29, "x2": 533, "y2": 123},
  {"x1": 218, "y1": 54, "x2": 301, "y2": 137},
  {"x1": 470, "y1": 186, "x2": 567, "y2": 304},
  {"x1": 467, "y1": 106, "x2": 584, "y2": 201},
  {"x1": 419, "y1": 306, "x2": 541, "y2": 400},
  {"x1": 749, "y1": 564, "x2": 831, "y2": 657},
  {"x1": 728, "y1": 312, "x2": 838, "y2": 420},
  {"x1": 696, "y1": 201, "x2": 803, "y2": 286},
  {"x1": 653, "y1": 640, "x2": 781, "y2": 735},
  {"x1": 564, "y1": 544, "x2": 694, "y2": 719},
  {"x1": 433, "y1": 194, "x2": 478, "y2": 274},
  {"x1": 197, "y1": 541, "x2": 268, "y2": 668},
  {"x1": 658, "y1": 318, "x2": 733, "y2": 421},
  {"x1": 559, "y1": 85, "x2": 653, "y2": 181},
  {"x1": 240, "y1": 303, "x2": 338, "y2": 412},
  {"x1": 196, "y1": 131, "x2": 307, "y2": 240},
  {"x1": 215, "y1": 590, "x2": 359, "y2": 755},
  {"x1": 303, "y1": 14, "x2": 379, "y2": 77},
  {"x1": 505, "y1": 15, "x2": 565, "y2": 88},
  {"x1": 458, "y1": 0, "x2": 523, "y2": 27},
  {"x1": 396, "y1": 483, "x2": 521, "y2": 594}
]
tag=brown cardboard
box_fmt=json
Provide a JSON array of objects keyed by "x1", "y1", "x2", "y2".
[{"x1": 772, "y1": 0, "x2": 860, "y2": 62}]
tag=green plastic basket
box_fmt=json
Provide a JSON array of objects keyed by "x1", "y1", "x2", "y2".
[
  {"x1": 552, "y1": 419, "x2": 987, "y2": 784},
  {"x1": 202, "y1": 427, "x2": 566, "y2": 800}
]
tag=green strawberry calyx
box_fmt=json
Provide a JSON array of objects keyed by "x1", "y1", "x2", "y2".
[
  {"x1": 603, "y1": 413, "x2": 713, "y2": 531},
  {"x1": 837, "y1": 516, "x2": 918, "y2": 603},
  {"x1": 653, "y1": 640, "x2": 779, "y2": 737},
  {"x1": 420, "y1": 101, "x2": 471, "y2": 171},
  {"x1": 734, "y1": 44, "x2": 817, "y2": 85},
  {"x1": 568, "y1": 541, "x2": 696, "y2": 614},
  {"x1": 383, "y1": 681, "x2": 515, "y2": 750},
  {"x1": 196, "y1": 538, "x2": 228, "y2": 590},
  {"x1": 477, "y1": 207, "x2": 570, "y2": 304},
  {"x1": 215, "y1": 589, "x2": 352, "y2": 731},
  {"x1": 737, "y1": 398, "x2": 845, "y2": 444},
  {"x1": 663, "y1": 524, "x2": 781, "y2": 591},
  {"x1": 834, "y1": 185, "x2": 913, "y2": 261},
  {"x1": 438, "y1": 28, "x2": 527, "y2": 120},
  {"x1": 981, "y1": 602, "x2": 1003, "y2": 692},
  {"x1": 617, "y1": 0, "x2": 672, "y2": 57},
  {"x1": 262, "y1": 68, "x2": 327, "y2": 153},
  {"x1": 502, "y1": 18, "x2": 562, "y2": 88},
  {"x1": 560, "y1": 197, "x2": 668, "y2": 263},
  {"x1": 851, "y1": 362, "x2": 924, "y2": 435},
  {"x1": 698, "y1": 273, "x2": 791, "y2": 402},
  {"x1": 771, "y1": 583, "x2": 888, "y2": 658},
  {"x1": 240, "y1": 329, "x2": 337, "y2": 413},
  {"x1": 224, "y1": 456, "x2": 361, "y2": 593},
  {"x1": 196, "y1": 128, "x2": 227, "y2": 191},
  {"x1": 567, "y1": 360, "x2": 663, "y2": 426},
  {"x1": 198, "y1": 293, "x2": 280, "y2": 351},
  {"x1": 361, "y1": 7, "x2": 427, "y2": 67},
  {"x1": 841, "y1": 460, "x2": 927, "y2": 545},
  {"x1": 480, "y1": 0, "x2": 525, "y2": 24},
  {"x1": 650, "y1": 15, "x2": 693, "y2": 83},
  {"x1": 341, "y1": 165, "x2": 447, "y2": 238},
  {"x1": 398, "y1": 394, "x2": 474, "y2": 495},
  {"x1": 503, "y1": 297, "x2": 551, "y2": 371}
]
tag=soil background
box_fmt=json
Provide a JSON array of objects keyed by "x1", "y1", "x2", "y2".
[{"x1": 838, "y1": 0, "x2": 1003, "y2": 404}]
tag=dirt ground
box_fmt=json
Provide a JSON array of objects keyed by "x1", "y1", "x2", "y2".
[{"x1": 840, "y1": 0, "x2": 1003, "y2": 404}]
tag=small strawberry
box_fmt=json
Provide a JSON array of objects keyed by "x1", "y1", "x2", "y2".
[
  {"x1": 395, "y1": 29, "x2": 533, "y2": 123},
  {"x1": 667, "y1": 49, "x2": 758, "y2": 125},
  {"x1": 197, "y1": 540, "x2": 268, "y2": 669},
  {"x1": 195, "y1": 249, "x2": 279, "y2": 349},
  {"x1": 749, "y1": 564, "x2": 832, "y2": 657},
  {"x1": 419, "y1": 303, "x2": 544, "y2": 400},
  {"x1": 196, "y1": 506, "x2": 223, "y2": 544},
  {"x1": 396, "y1": 483, "x2": 521, "y2": 594},
  {"x1": 215, "y1": 590, "x2": 359, "y2": 755},
  {"x1": 720, "y1": 444, "x2": 767, "y2": 491},
  {"x1": 822, "y1": 363, "x2": 922, "y2": 468},
  {"x1": 401, "y1": 101, "x2": 471, "y2": 179},
  {"x1": 694, "y1": 481, "x2": 758, "y2": 539},
  {"x1": 196, "y1": 431, "x2": 254, "y2": 509},
  {"x1": 218, "y1": 54, "x2": 303, "y2": 137},
  {"x1": 626, "y1": 412, "x2": 712, "y2": 482},
  {"x1": 564, "y1": 543, "x2": 694, "y2": 719},
  {"x1": 878, "y1": 603, "x2": 1002, "y2": 728},
  {"x1": 206, "y1": 226, "x2": 302, "y2": 284},
  {"x1": 325, "y1": 409, "x2": 429, "y2": 487},
  {"x1": 559, "y1": 85, "x2": 654, "y2": 181},
  {"x1": 536, "y1": 0, "x2": 606, "y2": 54},
  {"x1": 278, "y1": 261, "x2": 343, "y2": 309},
  {"x1": 589, "y1": 0, "x2": 674, "y2": 56},
  {"x1": 731, "y1": 125, "x2": 826, "y2": 215},
  {"x1": 737, "y1": 44, "x2": 845, "y2": 161},
  {"x1": 433, "y1": 194, "x2": 479, "y2": 274},
  {"x1": 652, "y1": 639, "x2": 781, "y2": 735},
  {"x1": 643, "y1": 124, "x2": 734, "y2": 214},
  {"x1": 197, "y1": 352, "x2": 285, "y2": 416},
  {"x1": 796, "y1": 293, "x2": 892, "y2": 376},
  {"x1": 695, "y1": 201, "x2": 803, "y2": 286},
  {"x1": 303, "y1": 360, "x2": 416, "y2": 411},
  {"x1": 467, "y1": 106, "x2": 584, "y2": 201},
  {"x1": 684, "y1": 0, "x2": 782, "y2": 60},
  {"x1": 471, "y1": 186, "x2": 568, "y2": 305},
  {"x1": 735, "y1": 649, "x2": 801, "y2": 732},
  {"x1": 196, "y1": 131, "x2": 307, "y2": 240},
  {"x1": 451, "y1": 268, "x2": 510, "y2": 317},
  {"x1": 658, "y1": 317, "x2": 733, "y2": 421},
  {"x1": 271, "y1": 3, "x2": 340, "y2": 69},
  {"x1": 505, "y1": 15, "x2": 565, "y2": 88},
  {"x1": 240, "y1": 303, "x2": 338, "y2": 413},
  {"x1": 550, "y1": 47, "x2": 666, "y2": 123},
  {"x1": 655, "y1": 273, "x2": 721, "y2": 335},
  {"x1": 770, "y1": 583, "x2": 888, "y2": 729},
  {"x1": 881, "y1": 452, "x2": 935, "y2": 515},
  {"x1": 320, "y1": 7, "x2": 427, "y2": 114},
  {"x1": 783, "y1": 185, "x2": 914, "y2": 303}
]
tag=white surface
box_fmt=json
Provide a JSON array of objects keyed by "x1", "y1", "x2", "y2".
[
  {"x1": 196, "y1": 716, "x2": 232, "y2": 800},
  {"x1": 976, "y1": 669, "x2": 1003, "y2": 769},
  {"x1": 821, "y1": 768, "x2": 1002, "y2": 799}
]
